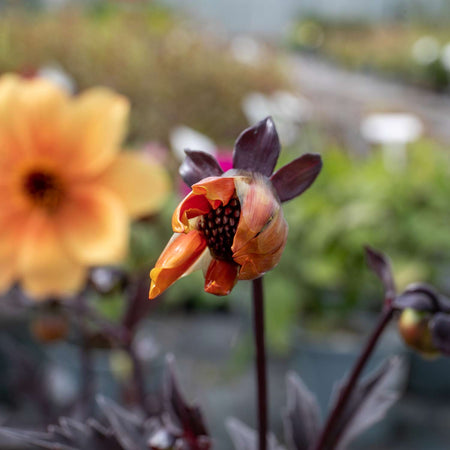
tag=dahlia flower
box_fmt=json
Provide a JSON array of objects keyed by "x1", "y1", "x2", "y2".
[
  {"x1": 149, "y1": 117, "x2": 322, "y2": 298},
  {"x1": 0, "y1": 74, "x2": 169, "y2": 298}
]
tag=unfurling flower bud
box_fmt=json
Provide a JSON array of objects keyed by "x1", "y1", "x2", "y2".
[
  {"x1": 149, "y1": 117, "x2": 322, "y2": 299},
  {"x1": 398, "y1": 308, "x2": 439, "y2": 358},
  {"x1": 149, "y1": 173, "x2": 288, "y2": 298}
]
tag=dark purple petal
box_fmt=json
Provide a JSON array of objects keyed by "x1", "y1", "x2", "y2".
[
  {"x1": 179, "y1": 150, "x2": 223, "y2": 187},
  {"x1": 270, "y1": 153, "x2": 322, "y2": 202},
  {"x1": 430, "y1": 313, "x2": 450, "y2": 356},
  {"x1": 283, "y1": 372, "x2": 321, "y2": 450},
  {"x1": 400, "y1": 283, "x2": 450, "y2": 313},
  {"x1": 233, "y1": 117, "x2": 280, "y2": 176},
  {"x1": 393, "y1": 292, "x2": 436, "y2": 312},
  {"x1": 364, "y1": 247, "x2": 396, "y2": 299}
]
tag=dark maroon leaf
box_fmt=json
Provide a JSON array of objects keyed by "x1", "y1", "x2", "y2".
[
  {"x1": 430, "y1": 313, "x2": 450, "y2": 356},
  {"x1": 180, "y1": 150, "x2": 223, "y2": 187},
  {"x1": 0, "y1": 416, "x2": 123, "y2": 450},
  {"x1": 164, "y1": 355, "x2": 209, "y2": 439},
  {"x1": 364, "y1": 246, "x2": 396, "y2": 299},
  {"x1": 282, "y1": 372, "x2": 321, "y2": 450},
  {"x1": 97, "y1": 395, "x2": 150, "y2": 450},
  {"x1": 226, "y1": 418, "x2": 285, "y2": 450},
  {"x1": 270, "y1": 153, "x2": 322, "y2": 203},
  {"x1": 233, "y1": 117, "x2": 280, "y2": 177},
  {"x1": 121, "y1": 273, "x2": 154, "y2": 334},
  {"x1": 325, "y1": 357, "x2": 403, "y2": 450}
]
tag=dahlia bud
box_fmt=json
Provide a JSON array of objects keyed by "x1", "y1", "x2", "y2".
[
  {"x1": 398, "y1": 308, "x2": 439, "y2": 357},
  {"x1": 149, "y1": 117, "x2": 322, "y2": 299},
  {"x1": 150, "y1": 173, "x2": 288, "y2": 298}
]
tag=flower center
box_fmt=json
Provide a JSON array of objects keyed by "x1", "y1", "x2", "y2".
[
  {"x1": 22, "y1": 170, "x2": 65, "y2": 213},
  {"x1": 198, "y1": 197, "x2": 241, "y2": 261}
]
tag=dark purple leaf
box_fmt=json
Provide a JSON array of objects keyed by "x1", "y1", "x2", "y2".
[
  {"x1": 233, "y1": 117, "x2": 280, "y2": 177},
  {"x1": 0, "y1": 415, "x2": 123, "y2": 450},
  {"x1": 325, "y1": 357, "x2": 403, "y2": 450},
  {"x1": 180, "y1": 150, "x2": 224, "y2": 187},
  {"x1": 97, "y1": 395, "x2": 149, "y2": 450},
  {"x1": 430, "y1": 313, "x2": 450, "y2": 356},
  {"x1": 364, "y1": 246, "x2": 396, "y2": 299},
  {"x1": 282, "y1": 372, "x2": 321, "y2": 450},
  {"x1": 226, "y1": 418, "x2": 285, "y2": 450},
  {"x1": 121, "y1": 273, "x2": 154, "y2": 333},
  {"x1": 270, "y1": 154, "x2": 322, "y2": 203},
  {"x1": 164, "y1": 355, "x2": 209, "y2": 439}
]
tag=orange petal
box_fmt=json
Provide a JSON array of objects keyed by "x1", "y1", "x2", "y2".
[
  {"x1": 172, "y1": 190, "x2": 211, "y2": 233},
  {"x1": 232, "y1": 174, "x2": 279, "y2": 253},
  {"x1": 0, "y1": 210, "x2": 28, "y2": 293},
  {"x1": 192, "y1": 176, "x2": 236, "y2": 208},
  {"x1": 172, "y1": 176, "x2": 236, "y2": 232},
  {"x1": 18, "y1": 212, "x2": 87, "y2": 299},
  {"x1": 234, "y1": 208, "x2": 288, "y2": 280},
  {"x1": 149, "y1": 231, "x2": 207, "y2": 299},
  {"x1": 59, "y1": 88, "x2": 129, "y2": 177},
  {"x1": 98, "y1": 151, "x2": 170, "y2": 218},
  {"x1": 0, "y1": 75, "x2": 68, "y2": 168},
  {"x1": 204, "y1": 258, "x2": 239, "y2": 296},
  {"x1": 57, "y1": 186, "x2": 128, "y2": 265}
]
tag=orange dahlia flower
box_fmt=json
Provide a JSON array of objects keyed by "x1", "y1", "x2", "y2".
[
  {"x1": 0, "y1": 74, "x2": 169, "y2": 299},
  {"x1": 149, "y1": 117, "x2": 322, "y2": 298}
]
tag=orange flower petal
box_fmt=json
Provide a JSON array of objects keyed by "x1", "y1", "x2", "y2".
[
  {"x1": 0, "y1": 208, "x2": 33, "y2": 293},
  {"x1": 57, "y1": 186, "x2": 128, "y2": 265},
  {"x1": 234, "y1": 210, "x2": 288, "y2": 280},
  {"x1": 149, "y1": 231, "x2": 207, "y2": 299},
  {"x1": 172, "y1": 176, "x2": 236, "y2": 232},
  {"x1": 18, "y1": 212, "x2": 87, "y2": 299},
  {"x1": 98, "y1": 152, "x2": 170, "y2": 218},
  {"x1": 204, "y1": 258, "x2": 239, "y2": 296},
  {"x1": 0, "y1": 75, "x2": 68, "y2": 168},
  {"x1": 232, "y1": 175, "x2": 279, "y2": 253},
  {"x1": 60, "y1": 88, "x2": 129, "y2": 177},
  {"x1": 172, "y1": 190, "x2": 212, "y2": 233},
  {"x1": 192, "y1": 176, "x2": 236, "y2": 209}
]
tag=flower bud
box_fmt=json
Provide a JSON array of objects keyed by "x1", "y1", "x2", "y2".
[
  {"x1": 398, "y1": 308, "x2": 439, "y2": 357},
  {"x1": 150, "y1": 173, "x2": 288, "y2": 298}
]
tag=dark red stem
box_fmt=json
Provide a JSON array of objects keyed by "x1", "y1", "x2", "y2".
[
  {"x1": 313, "y1": 305, "x2": 394, "y2": 450},
  {"x1": 252, "y1": 276, "x2": 267, "y2": 450}
]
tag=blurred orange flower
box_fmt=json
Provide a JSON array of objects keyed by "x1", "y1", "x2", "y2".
[{"x1": 0, "y1": 74, "x2": 169, "y2": 299}]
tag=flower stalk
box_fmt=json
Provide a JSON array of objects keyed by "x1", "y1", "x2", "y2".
[
  {"x1": 312, "y1": 304, "x2": 394, "y2": 450},
  {"x1": 252, "y1": 277, "x2": 267, "y2": 450}
]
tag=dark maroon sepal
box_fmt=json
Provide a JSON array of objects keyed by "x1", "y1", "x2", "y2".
[
  {"x1": 180, "y1": 150, "x2": 223, "y2": 187},
  {"x1": 270, "y1": 153, "x2": 322, "y2": 202},
  {"x1": 232, "y1": 116, "x2": 280, "y2": 177},
  {"x1": 430, "y1": 313, "x2": 450, "y2": 356},
  {"x1": 394, "y1": 283, "x2": 443, "y2": 313},
  {"x1": 364, "y1": 246, "x2": 396, "y2": 300}
]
